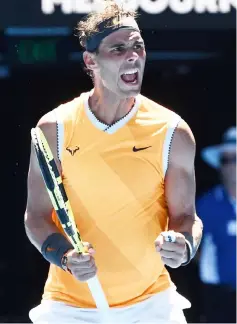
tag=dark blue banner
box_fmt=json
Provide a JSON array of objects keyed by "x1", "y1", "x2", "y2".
[{"x1": 0, "y1": 0, "x2": 236, "y2": 30}]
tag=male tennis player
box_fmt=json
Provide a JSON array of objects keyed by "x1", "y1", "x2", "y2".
[{"x1": 25, "y1": 1, "x2": 203, "y2": 323}]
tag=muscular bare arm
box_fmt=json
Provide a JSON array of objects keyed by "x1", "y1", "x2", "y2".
[
  {"x1": 155, "y1": 119, "x2": 203, "y2": 267},
  {"x1": 166, "y1": 120, "x2": 203, "y2": 251},
  {"x1": 24, "y1": 112, "x2": 62, "y2": 251}
]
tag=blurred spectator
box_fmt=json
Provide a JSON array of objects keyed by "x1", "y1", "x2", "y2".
[{"x1": 197, "y1": 127, "x2": 236, "y2": 323}]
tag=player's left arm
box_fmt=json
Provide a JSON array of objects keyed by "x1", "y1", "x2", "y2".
[{"x1": 155, "y1": 119, "x2": 203, "y2": 268}]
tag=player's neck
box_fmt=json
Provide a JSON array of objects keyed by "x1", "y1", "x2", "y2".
[{"x1": 88, "y1": 86, "x2": 135, "y2": 125}]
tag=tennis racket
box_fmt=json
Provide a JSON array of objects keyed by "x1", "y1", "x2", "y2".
[{"x1": 31, "y1": 127, "x2": 110, "y2": 318}]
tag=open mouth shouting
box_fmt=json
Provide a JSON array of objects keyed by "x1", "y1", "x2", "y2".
[{"x1": 120, "y1": 68, "x2": 139, "y2": 85}]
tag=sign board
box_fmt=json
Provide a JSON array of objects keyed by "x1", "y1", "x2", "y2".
[{"x1": 0, "y1": 0, "x2": 236, "y2": 30}]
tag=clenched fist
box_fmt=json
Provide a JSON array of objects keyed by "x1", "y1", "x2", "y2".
[
  {"x1": 63, "y1": 242, "x2": 97, "y2": 282},
  {"x1": 155, "y1": 231, "x2": 188, "y2": 268}
]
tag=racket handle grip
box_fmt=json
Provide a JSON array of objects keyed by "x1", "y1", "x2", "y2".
[{"x1": 87, "y1": 275, "x2": 110, "y2": 310}]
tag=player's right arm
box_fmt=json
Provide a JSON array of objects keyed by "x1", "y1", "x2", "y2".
[
  {"x1": 24, "y1": 112, "x2": 97, "y2": 281},
  {"x1": 24, "y1": 113, "x2": 61, "y2": 250}
]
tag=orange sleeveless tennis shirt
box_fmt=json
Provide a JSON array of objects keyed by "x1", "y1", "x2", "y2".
[{"x1": 42, "y1": 92, "x2": 182, "y2": 308}]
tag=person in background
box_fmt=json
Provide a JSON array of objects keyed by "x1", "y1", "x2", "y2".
[{"x1": 197, "y1": 127, "x2": 236, "y2": 323}]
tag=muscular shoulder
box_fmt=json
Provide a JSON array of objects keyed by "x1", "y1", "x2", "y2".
[
  {"x1": 36, "y1": 95, "x2": 81, "y2": 141},
  {"x1": 36, "y1": 111, "x2": 59, "y2": 167},
  {"x1": 37, "y1": 110, "x2": 56, "y2": 128},
  {"x1": 169, "y1": 119, "x2": 196, "y2": 170},
  {"x1": 35, "y1": 95, "x2": 83, "y2": 165},
  {"x1": 54, "y1": 95, "x2": 84, "y2": 122},
  {"x1": 37, "y1": 111, "x2": 57, "y2": 143}
]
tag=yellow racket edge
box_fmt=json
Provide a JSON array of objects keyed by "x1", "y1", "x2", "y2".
[{"x1": 31, "y1": 127, "x2": 86, "y2": 253}]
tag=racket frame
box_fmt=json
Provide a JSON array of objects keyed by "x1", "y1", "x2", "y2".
[{"x1": 31, "y1": 127, "x2": 110, "y2": 314}]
